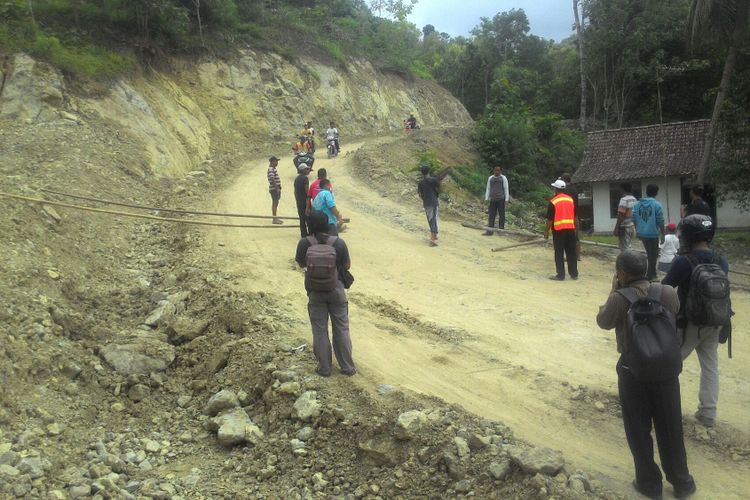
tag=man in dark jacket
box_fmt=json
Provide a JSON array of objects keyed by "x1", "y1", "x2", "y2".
[
  {"x1": 597, "y1": 250, "x2": 695, "y2": 500},
  {"x1": 663, "y1": 214, "x2": 729, "y2": 428},
  {"x1": 294, "y1": 163, "x2": 312, "y2": 237}
]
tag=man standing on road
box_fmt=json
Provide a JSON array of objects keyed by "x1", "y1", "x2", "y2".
[
  {"x1": 614, "y1": 183, "x2": 638, "y2": 250},
  {"x1": 681, "y1": 185, "x2": 711, "y2": 218},
  {"x1": 597, "y1": 250, "x2": 696, "y2": 500},
  {"x1": 307, "y1": 168, "x2": 328, "y2": 215},
  {"x1": 560, "y1": 173, "x2": 581, "y2": 261},
  {"x1": 483, "y1": 165, "x2": 510, "y2": 235},
  {"x1": 544, "y1": 179, "x2": 578, "y2": 281},
  {"x1": 295, "y1": 210, "x2": 356, "y2": 377},
  {"x1": 663, "y1": 214, "x2": 730, "y2": 428},
  {"x1": 294, "y1": 163, "x2": 312, "y2": 237},
  {"x1": 417, "y1": 164, "x2": 441, "y2": 246},
  {"x1": 312, "y1": 178, "x2": 343, "y2": 236},
  {"x1": 634, "y1": 184, "x2": 665, "y2": 281},
  {"x1": 267, "y1": 156, "x2": 283, "y2": 225}
]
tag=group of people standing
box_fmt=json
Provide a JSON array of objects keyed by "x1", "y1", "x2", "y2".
[
  {"x1": 266, "y1": 145, "x2": 355, "y2": 379},
  {"x1": 276, "y1": 148, "x2": 734, "y2": 499},
  {"x1": 599, "y1": 183, "x2": 730, "y2": 499}
]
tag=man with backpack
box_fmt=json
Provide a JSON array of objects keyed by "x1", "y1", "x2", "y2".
[
  {"x1": 597, "y1": 250, "x2": 696, "y2": 500},
  {"x1": 295, "y1": 210, "x2": 356, "y2": 377},
  {"x1": 663, "y1": 214, "x2": 731, "y2": 428}
]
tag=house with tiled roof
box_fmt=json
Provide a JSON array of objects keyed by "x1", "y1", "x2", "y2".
[{"x1": 572, "y1": 119, "x2": 748, "y2": 233}]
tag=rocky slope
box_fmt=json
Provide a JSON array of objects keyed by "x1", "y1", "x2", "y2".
[{"x1": 1, "y1": 51, "x2": 472, "y2": 177}]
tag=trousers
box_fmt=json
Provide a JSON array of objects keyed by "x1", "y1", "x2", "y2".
[
  {"x1": 680, "y1": 322, "x2": 720, "y2": 422},
  {"x1": 424, "y1": 205, "x2": 439, "y2": 235},
  {"x1": 641, "y1": 237, "x2": 659, "y2": 280},
  {"x1": 617, "y1": 359, "x2": 694, "y2": 496},
  {"x1": 297, "y1": 206, "x2": 309, "y2": 238},
  {"x1": 307, "y1": 284, "x2": 356, "y2": 375},
  {"x1": 488, "y1": 199, "x2": 506, "y2": 229},
  {"x1": 552, "y1": 229, "x2": 578, "y2": 278}
]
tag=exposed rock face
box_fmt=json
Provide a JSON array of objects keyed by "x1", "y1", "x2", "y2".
[
  {"x1": 0, "y1": 54, "x2": 64, "y2": 122},
  {"x1": 1, "y1": 51, "x2": 472, "y2": 177}
]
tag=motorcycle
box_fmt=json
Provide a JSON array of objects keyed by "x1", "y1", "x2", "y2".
[{"x1": 326, "y1": 137, "x2": 338, "y2": 159}]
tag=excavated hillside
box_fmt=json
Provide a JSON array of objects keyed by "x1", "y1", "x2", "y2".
[{"x1": 1, "y1": 50, "x2": 749, "y2": 500}]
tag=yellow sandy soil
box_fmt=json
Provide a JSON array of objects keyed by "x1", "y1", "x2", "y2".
[{"x1": 206, "y1": 142, "x2": 750, "y2": 499}]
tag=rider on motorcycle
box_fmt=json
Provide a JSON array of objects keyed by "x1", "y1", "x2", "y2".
[
  {"x1": 405, "y1": 114, "x2": 418, "y2": 131},
  {"x1": 325, "y1": 121, "x2": 340, "y2": 155}
]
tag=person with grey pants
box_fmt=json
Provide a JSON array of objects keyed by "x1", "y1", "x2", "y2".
[
  {"x1": 483, "y1": 165, "x2": 510, "y2": 234},
  {"x1": 295, "y1": 210, "x2": 356, "y2": 377}
]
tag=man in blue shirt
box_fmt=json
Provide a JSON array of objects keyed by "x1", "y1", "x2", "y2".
[
  {"x1": 312, "y1": 178, "x2": 343, "y2": 235},
  {"x1": 633, "y1": 184, "x2": 665, "y2": 281}
]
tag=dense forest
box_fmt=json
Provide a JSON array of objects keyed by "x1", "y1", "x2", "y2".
[{"x1": 2, "y1": 0, "x2": 748, "y2": 206}]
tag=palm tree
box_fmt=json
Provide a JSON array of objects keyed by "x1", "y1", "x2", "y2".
[{"x1": 689, "y1": 0, "x2": 750, "y2": 185}]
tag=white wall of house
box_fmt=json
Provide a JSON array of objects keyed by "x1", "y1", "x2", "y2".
[
  {"x1": 717, "y1": 197, "x2": 750, "y2": 228},
  {"x1": 592, "y1": 178, "x2": 748, "y2": 233}
]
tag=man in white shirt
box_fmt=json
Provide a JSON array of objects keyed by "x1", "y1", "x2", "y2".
[
  {"x1": 483, "y1": 165, "x2": 510, "y2": 235},
  {"x1": 325, "y1": 122, "x2": 340, "y2": 154}
]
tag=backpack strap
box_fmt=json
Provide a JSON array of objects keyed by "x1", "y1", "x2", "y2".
[
  {"x1": 306, "y1": 235, "x2": 317, "y2": 246},
  {"x1": 325, "y1": 236, "x2": 338, "y2": 247},
  {"x1": 647, "y1": 284, "x2": 663, "y2": 303},
  {"x1": 616, "y1": 287, "x2": 639, "y2": 305}
]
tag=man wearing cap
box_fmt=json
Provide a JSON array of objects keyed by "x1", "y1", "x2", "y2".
[
  {"x1": 267, "y1": 156, "x2": 283, "y2": 225},
  {"x1": 544, "y1": 179, "x2": 578, "y2": 280},
  {"x1": 294, "y1": 162, "x2": 312, "y2": 237}
]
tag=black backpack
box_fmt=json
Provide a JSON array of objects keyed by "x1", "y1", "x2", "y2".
[
  {"x1": 617, "y1": 285, "x2": 682, "y2": 381},
  {"x1": 684, "y1": 253, "x2": 732, "y2": 327}
]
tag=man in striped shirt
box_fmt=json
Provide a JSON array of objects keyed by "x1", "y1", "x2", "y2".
[{"x1": 267, "y1": 156, "x2": 283, "y2": 225}]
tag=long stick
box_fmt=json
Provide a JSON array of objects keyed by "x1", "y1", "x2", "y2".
[
  {"x1": 40, "y1": 188, "x2": 299, "y2": 220},
  {"x1": 461, "y1": 222, "x2": 539, "y2": 239},
  {"x1": 0, "y1": 192, "x2": 298, "y2": 229},
  {"x1": 491, "y1": 239, "x2": 547, "y2": 252}
]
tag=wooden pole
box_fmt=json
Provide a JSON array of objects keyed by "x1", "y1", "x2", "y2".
[{"x1": 491, "y1": 239, "x2": 547, "y2": 252}]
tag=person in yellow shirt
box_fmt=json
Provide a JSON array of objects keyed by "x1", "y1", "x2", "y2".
[{"x1": 292, "y1": 136, "x2": 311, "y2": 155}]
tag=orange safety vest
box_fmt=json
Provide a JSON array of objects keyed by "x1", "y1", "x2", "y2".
[{"x1": 551, "y1": 193, "x2": 576, "y2": 231}]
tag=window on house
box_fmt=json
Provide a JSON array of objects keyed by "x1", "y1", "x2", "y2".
[{"x1": 609, "y1": 182, "x2": 642, "y2": 218}]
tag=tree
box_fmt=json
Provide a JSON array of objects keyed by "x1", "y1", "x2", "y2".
[
  {"x1": 369, "y1": 0, "x2": 417, "y2": 21},
  {"x1": 689, "y1": 0, "x2": 750, "y2": 184},
  {"x1": 573, "y1": 0, "x2": 586, "y2": 131}
]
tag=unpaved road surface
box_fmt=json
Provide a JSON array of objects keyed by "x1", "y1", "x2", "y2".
[{"x1": 205, "y1": 141, "x2": 750, "y2": 499}]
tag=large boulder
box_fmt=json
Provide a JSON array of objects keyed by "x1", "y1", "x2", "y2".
[
  {"x1": 394, "y1": 410, "x2": 427, "y2": 441},
  {"x1": 508, "y1": 445, "x2": 564, "y2": 476},
  {"x1": 209, "y1": 408, "x2": 263, "y2": 447},
  {"x1": 206, "y1": 390, "x2": 240, "y2": 416},
  {"x1": 99, "y1": 330, "x2": 175, "y2": 376},
  {"x1": 165, "y1": 318, "x2": 209, "y2": 345},
  {"x1": 292, "y1": 391, "x2": 321, "y2": 422}
]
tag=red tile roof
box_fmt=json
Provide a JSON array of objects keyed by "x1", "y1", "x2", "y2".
[{"x1": 573, "y1": 120, "x2": 709, "y2": 183}]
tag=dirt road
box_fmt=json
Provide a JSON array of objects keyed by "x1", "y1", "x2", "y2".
[{"x1": 206, "y1": 141, "x2": 750, "y2": 499}]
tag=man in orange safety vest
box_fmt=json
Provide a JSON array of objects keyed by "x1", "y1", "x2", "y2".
[{"x1": 544, "y1": 179, "x2": 578, "y2": 281}]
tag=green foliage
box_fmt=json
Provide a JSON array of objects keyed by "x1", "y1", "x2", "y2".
[
  {"x1": 28, "y1": 32, "x2": 134, "y2": 78},
  {"x1": 451, "y1": 164, "x2": 487, "y2": 197},
  {"x1": 415, "y1": 149, "x2": 440, "y2": 172}
]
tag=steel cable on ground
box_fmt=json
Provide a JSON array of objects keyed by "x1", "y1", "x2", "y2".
[
  {"x1": 0, "y1": 192, "x2": 298, "y2": 229},
  {"x1": 40, "y1": 188, "x2": 299, "y2": 220}
]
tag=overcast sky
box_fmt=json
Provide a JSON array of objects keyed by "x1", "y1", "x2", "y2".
[{"x1": 407, "y1": 0, "x2": 575, "y2": 42}]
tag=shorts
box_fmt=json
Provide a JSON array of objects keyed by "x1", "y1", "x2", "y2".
[{"x1": 269, "y1": 189, "x2": 280, "y2": 203}]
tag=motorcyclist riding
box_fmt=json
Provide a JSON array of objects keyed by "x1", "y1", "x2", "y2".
[{"x1": 325, "y1": 121, "x2": 340, "y2": 157}]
